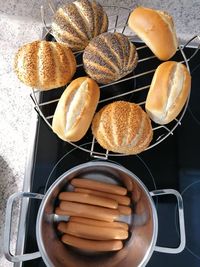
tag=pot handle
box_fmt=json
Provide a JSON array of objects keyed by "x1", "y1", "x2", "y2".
[
  {"x1": 4, "y1": 192, "x2": 44, "y2": 262},
  {"x1": 150, "y1": 189, "x2": 186, "y2": 254}
]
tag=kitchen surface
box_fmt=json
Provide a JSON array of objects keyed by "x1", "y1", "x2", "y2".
[{"x1": 0, "y1": 0, "x2": 200, "y2": 267}]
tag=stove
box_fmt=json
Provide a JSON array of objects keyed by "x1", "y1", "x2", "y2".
[{"x1": 12, "y1": 43, "x2": 200, "y2": 267}]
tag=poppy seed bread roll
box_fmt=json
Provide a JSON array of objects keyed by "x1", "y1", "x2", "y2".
[
  {"x1": 145, "y1": 61, "x2": 191, "y2": 124},
  {"x1": 92, "y1": 101, "x2": 153, "y2": 154},
  {"x1": 128, "y1": 6, "x2": 178, "y2": 60},
  {"x1": 83, "y1": 32, "x2": 138, "y2": 84},
  {"x1": 14, "y1": 40, "x2": 76, "y2": 90},
  {"x1": 52, "y1": 0, "x2": 108, "y2": 51},
  {"x1": 52, "y1": 77, "x2": 100, "y2": 142}
]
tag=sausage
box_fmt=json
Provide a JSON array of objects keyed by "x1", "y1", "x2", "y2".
[
  {"x1": 74, "y1": 188, "x2": 131, "y2": 206},
  {"x1": 58, "y1": 191, "x2": 118, "y2": 209},
  {"x1": 59, "y1": 201, "x2": 119, "y2": 222},
  {"x1": 61, "y1": 234, "x2": 123, "y2": 251},
  {"x1": 71, "y1": 178, "x2": 127, "y2": 195},
  {"x1": 57, "y1": 221, "x2": 128, "y2": 240},
  {"x1": 118, "y1": 205, "x2": 132, "y2": 216},
  {"x1": 69, "y1": 216, "x2": 129, "y2": 230}
]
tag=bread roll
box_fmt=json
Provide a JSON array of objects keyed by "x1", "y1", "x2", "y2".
[
  {"x1": 92, "y1": 101, "x2": 153, "y2": 154},
  {"x1": 83, "y1": 32, "x2": 138, "y2": 84},
  {"x1": 52, "y1": 77, "x2": 100, "y2": 142},
  {"x1": 52, "y1": 0, "x2": 108, "y2": 51},
  {"x1": 128, "y1": 6, "x2": 178, "y2": 60},
  {"x1": 145, "y1": 61, "x2": 191, "y2": 124},
  {"x1": 14, "y1": 40, "x2": 76, "y2": 90}
]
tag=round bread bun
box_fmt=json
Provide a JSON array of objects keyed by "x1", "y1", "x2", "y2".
[
  {"x1": 128, "y1": 6, "x2": 178, "y2": 60},
  {"x1": 145, "y1": 61, "x2": 191, "y2": 125},
  {"x1": 92, "y1": 101, "x2": 153, "y2": 154},
  {"x1": 14, "y1": 40, "x2": 76, "y2": 90},
  {"x1": 83, "y1": 32, "x2": 138, "y2": 84},
  {"x1": 52, "y1": 0, "x2": 108, "y2": 51},
  {"x1": 52, "y1": 77, "x2": 100, "y2": 142}
]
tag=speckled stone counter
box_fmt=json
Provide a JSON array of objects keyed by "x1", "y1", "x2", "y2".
[{"x1": 0, "y1": 1, "x2": 199, "y2": 266}]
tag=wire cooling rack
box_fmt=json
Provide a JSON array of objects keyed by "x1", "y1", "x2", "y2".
[{"x1": 30, "y1": 4, "x2": 200, "y2": 159}]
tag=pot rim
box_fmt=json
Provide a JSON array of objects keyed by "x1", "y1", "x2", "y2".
[{"x1": 36, "y1": 161, "x2": 158, "y2": 267}]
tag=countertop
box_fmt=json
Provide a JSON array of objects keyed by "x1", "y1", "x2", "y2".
[{"x1": 0, "y1": 0, "x2": 199, "y2": 266}]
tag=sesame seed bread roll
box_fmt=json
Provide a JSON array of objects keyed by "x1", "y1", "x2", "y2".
[
  {"x1": 83, "y1": 32, "x2": 138, "y2": 84},
  {"x1": 128, "y1": 7, "x2": 178, "y2": 60},
  {"x1": 145, "y1": 61, "x2": 191, "y2": 124},
  {"x1": 52, "y1": 77, "x2": 100, "y2": 142},
  {"x1": 61, "y1": 234, "x2": 123, "y2": 251},
  {"x1": 92, "y1": 101, "x2": 153, "y2": 154},
  {"x1": 52, "y1": 0, "x2": 108, "y2": 51},
  {"x1": 14, "y1": 40, "x2": 76, "y2": 90}
]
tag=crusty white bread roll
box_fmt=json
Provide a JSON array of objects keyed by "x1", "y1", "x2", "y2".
[
  {"x1": 52, "y1": 77, "x2": 100, "y2": 142},
  {"x1": 74, "y1": 187, "x2": 131, "y2": 205},
  {"x1": 58, "y1": 191, "x2": 118, "y2": 209},
  {"x1": 128, "y1": 6, "x2": 178, "y2": 60},
  {"x1": 83, "y1": 32, "x2": 138, "y2": 84},
  {"x1": 14, "y1": 40, "x2": 76, "y2": 90},
  {"x1": 71, "y1": 178, "x2": 127, "y2": 195},
  {"x1": 58, "y1": 221, "x2": 128, "y2": 240},
  {"x1": 92, "y1": 101, "x2": 153, "y2": 154},
  {"x1": 145, "y1": 61, "x2": 191, "y2": 125},
  {"x1": 61, "y1": 234, "x2": 123, "y2": 251},
  {"x1": 52, "y1": 0, "x2": 108, "y2": 51}
]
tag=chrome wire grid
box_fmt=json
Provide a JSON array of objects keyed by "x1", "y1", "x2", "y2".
[{"x1": 30, "y1": 5, "x2": 200, "y2": 159}]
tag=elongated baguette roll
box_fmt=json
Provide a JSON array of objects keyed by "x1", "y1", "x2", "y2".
[
  {"x1": 83, "y1": 32, "x2": 138, "y2": 84},
  {"x1": 14, "y1": 40, "x2": 76, "y2": 90},
  {"x1": 59, "y1": 201, "x2": 120, "y2": 222},
  {"x1": 145, "y1": 61, "x2": 191, "y2": 124},
  {"x1": 58, "y1": 191, "x2": 118, "y2": 209},
  {"x1": 58, "y1": 221, "x2": 128, "y2": 240},
  {"x1": 52, "y1": 77, "x2": 100, "y2": 142},
  {"x1": 128, "y1": 7, "x2": 178, "y2": 60},
  {"x1": 92, "y1": 101, "x2": 153, "y2": 154},
  {"x1": 52, "y1": 0, "x2": 108, "y2": 51},
  {"x1": 74, "y1": 187, "x2": 131, "y2": 205},
  {"x1": 61, "y1": 234, "x2": 123, "y2": 251},
  {"x1": 71, "y1": 178, "x2": 127, "y2": 195}
]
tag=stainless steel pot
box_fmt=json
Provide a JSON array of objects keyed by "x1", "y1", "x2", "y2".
[{"x1": 4, "y1": 161, "x2": 186, "y2": 267}]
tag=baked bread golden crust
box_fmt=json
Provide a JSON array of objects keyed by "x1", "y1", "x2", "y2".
[
  {"x1": 14, "y1": 40, "x2": 76, "y2": 90},
  {"x1": 52, "y1": 0, "x2": 108, "y2": 51},
  {"x1": 92, "y1": 101, "x2": 153, "y2": 154},
  {"x1": 52, "y1": 77, "x2": 100, "y2": 142},
  {"x1": 145, "y1": 61, "x2": 191, "y2": 124},
  {"x1": 83, "y1": 32, "x2": 138, "y2": 84},
  {"x1": 128, "y1": 6, "x2": 178, "y2": 60}
]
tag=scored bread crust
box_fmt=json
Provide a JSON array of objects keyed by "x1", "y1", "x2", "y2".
[
  {"x1": 52, "y1": 0, "x2": 108, "y2": 51},
  {"x1": 14, "y1": 40, "x2": 76, "y2": 90},
  {"x1": 92, "y1": 101, "x2": 153, "y2": 154},
  {"x1": 83, "y1": 32, "x2": 138, "y2": 84},
  {"x1": 52, "y1": 77, "x2": 100, "y2": 142},
  {"x1": 128, "y1": 6, "x2": 178, "y2": 60},
  {"x1": 145, "y1": 61, "x2": 191, "y2": 125}
]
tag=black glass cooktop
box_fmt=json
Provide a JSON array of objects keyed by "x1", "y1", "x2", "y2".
[{"x1": 21, "y1": 44, "x2": 200, "y2": 267}]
